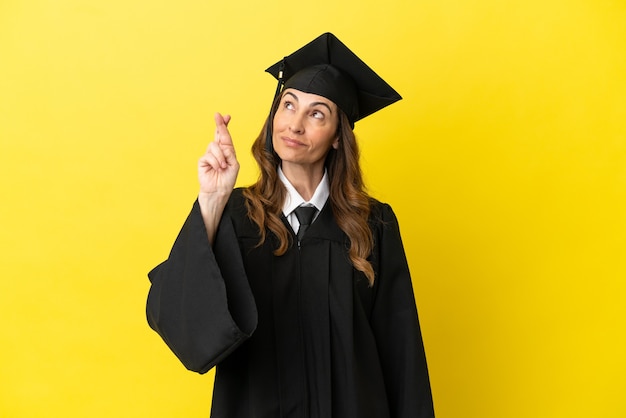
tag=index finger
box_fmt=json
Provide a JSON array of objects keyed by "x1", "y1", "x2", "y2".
[{"x1": 214, "y1": 112, "x2": 233, "y2": 146}]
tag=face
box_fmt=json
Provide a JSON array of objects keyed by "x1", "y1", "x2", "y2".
[{"x1": 272, "y1": 88, "x2": 340, "y2": 172}]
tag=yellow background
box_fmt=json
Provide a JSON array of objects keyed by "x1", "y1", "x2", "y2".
[{"x1": 1, "y1": 0, "x2": 625, "y2": 417}]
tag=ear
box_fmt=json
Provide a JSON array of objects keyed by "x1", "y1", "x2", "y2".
[{"x1": 332, "y1": 136, "x2": 340, "y2": 149}]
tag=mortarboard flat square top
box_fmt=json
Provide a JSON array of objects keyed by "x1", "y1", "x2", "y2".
[{"x1": 265, "y1": 33, "x2": 402, "y2": 126}]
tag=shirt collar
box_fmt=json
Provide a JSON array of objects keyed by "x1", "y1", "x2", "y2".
[{"x1": 278, "y1": 166, "x2": 330, "y2": 217}]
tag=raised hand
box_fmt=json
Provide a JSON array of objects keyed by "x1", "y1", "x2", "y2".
[
  {"x1": 198, "y1": 112, "x2": 240, "y2": 197},
  {"x1": 197, "y1": 113, "x2": 240, "y2": 244}
]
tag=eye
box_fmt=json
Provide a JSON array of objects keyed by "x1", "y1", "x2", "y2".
[
  {"x1": 283, "y1": 100, "x2": 295, "y2": 110},
  {"x1": 311, "y1": 109, "x2": 325, "y2": 119}
]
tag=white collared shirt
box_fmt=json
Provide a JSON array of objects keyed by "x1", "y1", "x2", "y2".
[{"x1": 278, "y1": 166, "x2": 330, "y2": 234}]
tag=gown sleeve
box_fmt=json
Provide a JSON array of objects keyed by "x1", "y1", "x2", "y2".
[
  {"x1": 146, "y1": 198, "x2": 257, "y2": 374},
  {"x1": 369, "y1": 203, "x2": 435, "y2": 418}
]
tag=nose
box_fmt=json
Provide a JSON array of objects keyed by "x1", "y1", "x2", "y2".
[{"x1": 289, "y1": 112, "x2": 305, "y2": 134}]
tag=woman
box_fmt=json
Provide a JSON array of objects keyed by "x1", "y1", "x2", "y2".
[{"x1": 147, "y1": 33, "x2": 435, "y2": 418}]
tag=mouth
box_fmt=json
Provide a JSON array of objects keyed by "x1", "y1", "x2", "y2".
[{"x1": 281, "y1": 136, "x2": 305, "y2": 147}]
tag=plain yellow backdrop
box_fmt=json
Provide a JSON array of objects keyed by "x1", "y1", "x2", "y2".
[{"x1": 1, "y1": 0, "x2": 625, "y2": 417}]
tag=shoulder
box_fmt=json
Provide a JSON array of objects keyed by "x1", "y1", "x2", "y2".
[
  {"x1": 368, "y1": 198, "x2": 398, "y2": 227},
  {"x1": 223, "y1": 187, "x2": 261, "y2": 237},
  {"x1": 367, "y1": 198, "x2": 405, "y2": 248},
  {"x1": 230, "y1": 187, "x2": 247, "y2": 201},
  {"x1": 224, "y1": 187, "x2": 248, "y2": 214}
]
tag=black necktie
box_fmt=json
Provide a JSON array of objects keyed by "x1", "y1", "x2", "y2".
[{"x1": 294, "y1": 206, "x2": 317, "y2": 242}]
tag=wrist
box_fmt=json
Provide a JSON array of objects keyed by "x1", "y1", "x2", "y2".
[
  {"x1": 198, "y1": 190, "x2": 231, "y2": 214},
  {"x1": 197, "y1": 191, "x2": 231, "y2": 245}
]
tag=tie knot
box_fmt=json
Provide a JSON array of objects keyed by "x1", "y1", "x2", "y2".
[{"x1": 294, "y1": 206, "x2": 317, "y2": 227}]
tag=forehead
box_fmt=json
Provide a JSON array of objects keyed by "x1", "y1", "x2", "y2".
[{"x1": 281, "y1": 88, "x2": 338, "y2": 109}]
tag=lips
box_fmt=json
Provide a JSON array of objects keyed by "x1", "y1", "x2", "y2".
[{"x1": 281, "y1": 136, "x2": 305, "y2": 147}]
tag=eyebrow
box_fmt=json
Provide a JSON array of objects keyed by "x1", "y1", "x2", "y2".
[{"x1": 284, "y1": 91, "x2": 334, "y2": 114}]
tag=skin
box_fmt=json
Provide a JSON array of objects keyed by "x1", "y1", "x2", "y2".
[
  {"x1": 197, "y1": 112, "x2": 239, "y2": 245},
  {"x1": 272, "y1": 89, "x2": 339, "y2": 199},
  {"x1": 197, "y1": 89, "x2": 339, "y2": 244}
]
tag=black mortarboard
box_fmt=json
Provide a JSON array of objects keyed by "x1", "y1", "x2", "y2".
[{"x1": 266, "y1": 32, "x2": 402, "y2": 128}]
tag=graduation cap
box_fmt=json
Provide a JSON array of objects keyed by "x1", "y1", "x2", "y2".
[{"x1": 264, "y1": 33, "x2": 402, "y2": 151}]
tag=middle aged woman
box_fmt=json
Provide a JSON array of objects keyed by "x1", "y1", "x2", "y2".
[{"x1": 147, "y1": 32, "x2": 435, "y2": 418}]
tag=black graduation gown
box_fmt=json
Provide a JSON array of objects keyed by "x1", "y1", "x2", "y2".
[{"x1": 147, "y1": 188, "x2": 434, "y2": 418}]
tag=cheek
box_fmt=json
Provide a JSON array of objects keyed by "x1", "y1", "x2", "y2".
[
  {"x1": 317, "y1": 127, "x2": 338, "y2": 148},
  {"x1": 274, "y1": 115, "x2": 293, "y2": 135},
  {"x1": 272, "y1": 109, "x2": 286, "y2": 130},
  {"x1": 272, "y1": 115, "x2": 281, "y2": 132}
]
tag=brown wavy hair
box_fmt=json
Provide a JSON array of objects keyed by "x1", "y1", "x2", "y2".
[{"x1": 243, "y1": 93, "x2": 375, "y2": 285}]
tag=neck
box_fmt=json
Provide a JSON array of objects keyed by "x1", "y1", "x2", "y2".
[{"x1": 280, "y1": 162, "x2": 324, "y2": 201}]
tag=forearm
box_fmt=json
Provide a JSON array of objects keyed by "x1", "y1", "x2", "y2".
[{"x1": 198, "y1": 190, "x2": 232, "y2": 245}]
